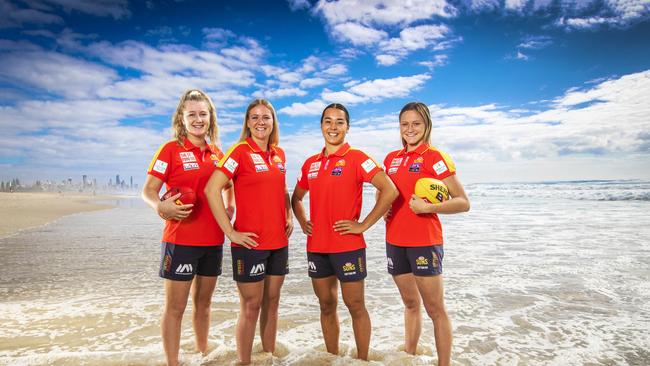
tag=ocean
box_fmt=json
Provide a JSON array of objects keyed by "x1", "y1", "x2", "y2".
[{"x1": 1, "y1": 180, "x2": 649, "y2": 365}]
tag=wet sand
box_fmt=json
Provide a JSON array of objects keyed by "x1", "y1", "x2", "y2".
[{"x1": 0, "y1": 192, "x2": 118, "y2": 238}]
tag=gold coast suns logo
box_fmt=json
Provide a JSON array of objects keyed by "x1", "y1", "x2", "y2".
[
  {"x1": 237, "y1": 259, "x2": 244, "y2": 275},
  {"x1": 342, "y1": 262, "x2": 356, "y2": 272},
  {"x1": 416, "y1": 256, "x2": 428, "y2": 266},
  {"x1": 357, "y1": 257, "x2": 365, "y2": 273},
  {"x1": 163, "y1": 254, "x2": 172, "y2": 272}
]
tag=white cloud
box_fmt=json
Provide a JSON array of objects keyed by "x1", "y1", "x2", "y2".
[
  {"x1": 279, "y1": 99, "x2": 328, "y2": 116},
  {"x1": 419, "y1": 54, "x2": 448, "y2": 70},
  {"x1": 288, "y1": 0, "x2": 311, "y2": 11},
  {"x1": 331, "y1": 22, "x2": 387, "y2": 45},
  {"x1": 253, "y1": 87, "x2": 308, "y2": 99},
  {"x1": 300, "y1": 77, "x2": 328, "y2": 88},
  {"x1": 321, "y1": 90, "x2": 367, "y2": 104},
  {"x1": 43, "y1": 0, "x2": 131, "y2": 19},
  {"x1": 376, "y1": 54, "x2": 399, "y2": 66},
  {"x1": 315, "y1": 0, "x2": 456, "y2": 26},
  {"x1": 348, "y1": 74, "x2": 431, "y2": 100},
  {"x1": 322, "y1": 63, "x2": 348, "y2": 76},
  {"x1": 379, "y1": 24, "x2": 450, "y2": 53},
  {"x1": 0, "y1": 0, "x2": 63, "y2": 28}
]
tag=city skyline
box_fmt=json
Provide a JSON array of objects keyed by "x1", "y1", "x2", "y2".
[{"x1": 1, "y1": 0, "x2": 649, "y2": 185}]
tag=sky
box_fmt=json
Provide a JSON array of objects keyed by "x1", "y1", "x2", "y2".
[{"x1": 1, "y1": 0, "x2": 649, "y2": 186}]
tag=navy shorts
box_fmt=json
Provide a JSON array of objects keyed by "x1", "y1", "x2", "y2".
[
  {"x1": 159, "y1": 242, "x2": 223, "y2": 281},
  {"x1": 231, "y1": 246, "x2": 289, "y2": 282},
  {"x1": 307, "y1": 248, "x2": 367, "y2": 282},
  {"x1": 386, "y1": 242, "x2": 443, "y2": 276}
]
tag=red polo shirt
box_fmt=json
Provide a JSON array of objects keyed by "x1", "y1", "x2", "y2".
[
  {"x1": 297, "y1": 143, "x2": 381, "y2": 253},
  {"x1": 216, "y1": 138, "x2": 288, "y2": 250},
  {"x1": 147, "y1": 138, "x2": 225, "y2": 246},
  {"x1": 383, "y1": 143, "x2": 455, "y2": 247}
]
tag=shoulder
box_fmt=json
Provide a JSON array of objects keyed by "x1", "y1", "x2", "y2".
[
  {"x1": 384, "y1": 149, "x2": 401, "y2": 161},
  {"x1": 300, "y1": 153, "x2": 320, "y2": 169},
  {"x1": 272, "y1": 145, "x2": 286, "y2": 159},
  {"x1": 426, "y1": 146, "x2": 456, "y2": 172},
  {"x1": 222, "y1": 141, "x2": 250, "y2": 159}
]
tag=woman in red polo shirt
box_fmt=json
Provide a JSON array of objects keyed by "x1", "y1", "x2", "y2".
[
  {"x1": 291, "y1": 103, "x2": 397, "y2": 360},
  {"x1": 142, "y1": 89, "x2": 233, "y2": 366},
  {"x1": 383, "y1": 102, "x2": 470, "y2": 366},
  {"x1": 205, "y1": 99, "x2": 292, "y2": 365}
]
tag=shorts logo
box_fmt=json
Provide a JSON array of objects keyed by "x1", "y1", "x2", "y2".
[
  {"x1": 342, "y1": 262, "x2": 356, "y2": 275},
  {"x1": 309, "y1": 161, "x2": 321, "y2": 172},
  {"x1": 387, "y1": 167, "x2": 398, "y2": 175},
  {"x1": 175, "y1": 263, "x2": 193, "y2": 275},
  {"x1": 153, "y1": 159, "x2": 168, "y2": 174},
  {"x1": 224, "y1": 158, "x2": 238, "y2": 174},
  {"x1": 250, "y1": 263, "x2": 265, "y2": 276},
  {"x1": 408, "y1": 163, "x2": 421, "y2": 173},
  {"x1": 308, "y1": 172, "x2": 318, "y2": 180},
  {"x1": 179, "y1": 152, "x2": 197, "y2": 163},
  {"x1": 357, "y1": 257, "x2": 365, "y2": 274},
  {"x1": 183, "y1": 162, "x2": 199, "y2": 171},
  {"x1": 361, "y1": 158, "x2": 376, "y2": 173},
  {"x1": 416, "y1": 256, "x2": 428, "y2": 269},
  {"x1": 331, "y1": 167, "x2": 343, "y2": 176},
  {"x1": 335, "y1": 159, "x2": 346, "y2": 167},
  {"x1": 308, "y1": 261, "x2": 317, "y2": 272},
  {"x1": 163, "y1": 254, "x2": 172, "y2": 272},
  {"x1": 387, "y1": 257, "x2": 394, "y2": 269},
  {"x1": 433, "y1": 160, "x2": 448, "y2": 175},
  {"x1": 237, "y1": 259, "x2": 244, "y2": 275},
  {"x1": 390, "y1": 158, "x2": 402, "y2": 167},
  {"x1": 431, "y1": 251, "x2": 439, "y2": 268},
  {"x1": 250, "y1": 153, "x2": 265, "y2": 165},
  {"x1": 255, "y1": 164, "x2": 269, "y2": 172}
]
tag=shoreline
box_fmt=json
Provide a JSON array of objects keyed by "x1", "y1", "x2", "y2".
[{"x1": 0, "y1": 192, "x2": 123, "y2": 238}]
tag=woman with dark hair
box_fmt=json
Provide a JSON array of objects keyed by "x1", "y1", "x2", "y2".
[
  {"x1": 205, "y1": 99, "x2": 292, "y2": 365},
  {"x1": 291, "y1": 103, "x2": 397, "y2": 360},
  {"x1": 142, "y1": 89, "x2": 233, "y2": 366},
  {"x1": 382, "y1": 102, "x2": 470, "y2": 366}
]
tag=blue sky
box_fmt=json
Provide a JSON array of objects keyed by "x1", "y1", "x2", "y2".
[{"x1": 1, "y1": 0, "x2": 649, "y2": 186}]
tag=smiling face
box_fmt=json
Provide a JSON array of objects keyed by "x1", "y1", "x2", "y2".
[
  {"x1": 321, "y1": 107, "x2": 349, "y2": 147},
  {"x1": 400, "y1": 110, "x2": 426, "y2": 149},
  {"x1": 246, "y1": 104, "x2": 274, "y2": 143},
  {"x1": 182, "y1": 100, "x2": 210, "y2": 139}
]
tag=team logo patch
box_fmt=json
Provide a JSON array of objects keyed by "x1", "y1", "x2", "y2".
[
  {"x1": 224, "y1": 157, "x2": 238, "y2": 174},
  {"x1": 416, "y1": 256, "x2": 428, "y2": 269},
  {"x1": 390, "y1": 157, "x2": 403, "y2": 167},
  {"x1": 183, "y1": 162, "x2": 200, "y2": 171},
  {"x1": 431, "y1": 252, "x2": 439, "y2": 268},
  {"x1": 273, "y1": 155, "x2": 282, "y2": 163},
  {"x1": 237, "y1": 259, "x2": 244, "y2": 275},
  {"x1": 358, "y1": 257, "x2": 365, "y2": 274},
  {"x1": 308, "y1": 172, "x2": 318, "y2": 180},
  {"x1": 210, "y1": 154, "x2": 219, "y2": 160},
  {"x1": 163, "y1": 254, "x2": 172, "y2": 272},
  {"x1": 255, "y1": 164, "x2": 269, "y2": 172},
  {"x1": 179, "y1": 151, "x2": 196, "y2": 163},
  {"x1": 335, "y1": 159, "x2": 346, "y2": 167},
  {"x1": 433, "y1": 160, "x2": 448, "y2": 175},
  {"x1": 309, "y1": 161, "x2": 321, "y2": 172},
  {"x1": 250, "y1": 153, "x2": 265, "y2": 165},
  {"x1": 249, "y1": 263, "x2": 265, "y2": 276},
  {"x1": 408, "y1": 163, "x2": 421, "y2": 172},
  {"x1": 387, "y1": 167, "x2": 398, "y2": 175},
  {"x1": 153, "y1": 159, "x2": 168, "y2": 174},
  {"x1": 414, "y1": 156, "x2": 424, "y2": 163},
  {"x1": 331, "y1": 167, "x2": 343, "y2": 176},
  {"x1": 342, "y1": 262, "x2": 356, "y2": 275},
  {"x1": 277, "y1": 163, "x2": 286, "y2": 173},
  {"x1": 361, "y1": 158, "x2": 376, "y2": 173}
]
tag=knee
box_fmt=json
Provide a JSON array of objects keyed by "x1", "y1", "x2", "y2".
[
  {"x1": 343, "y1": 298, "x2": 367, "y2": 318},
  {"x1": 319, "y1": 297, "x2": 338, "y2": 317},
  {"x1": 242, "y1": 298, "x2": 262, "y2": 318},
  {"x1": 165, "y1": 300, "x2": 187, "y2": 319},
  {"x1": 424, "y1": 302, "x2": 447, "y2": 321},
  {"x1": 402, "y1": 296, "x2": 421, "y2": 312},
  {"x1": 263, "y1": 293, "x2": 281, "y2": 310}
]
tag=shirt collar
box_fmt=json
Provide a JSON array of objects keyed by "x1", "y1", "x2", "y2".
[
  {"x1": 397, "y1": 143, "x2": 429, "y2": 156},
  {"x1": 182, "y1": 137, "x2": 218, "y2": 155},
  {"x1": 318, "y1": 142, "x2": 351, "y2": 159},
  {"x1": 245, "y1": 137, "x2": 278, "y2": 155}
]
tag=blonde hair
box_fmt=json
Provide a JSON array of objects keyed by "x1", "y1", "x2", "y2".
[
  {"x1": 172, "y1": 89, "x2": 219, "y2": 146},
  {"x1": 399, "y1": 102, "x2": 432, "y2": 148},
  {"x1": 239, "y1": 99, "x2": 280, "y2": 146}
]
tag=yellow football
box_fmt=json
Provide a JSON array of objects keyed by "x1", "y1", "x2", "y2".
[{"x1": 414, "y1": 178, "x2": 449, "y2": 204}]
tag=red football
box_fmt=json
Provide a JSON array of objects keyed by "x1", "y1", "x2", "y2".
[{"x1": 161, "y1": 186, "x2": 196, "y2": 205}]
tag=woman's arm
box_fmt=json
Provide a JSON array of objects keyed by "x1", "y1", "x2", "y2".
[
  {"x1": 334, "y1": 171, "x2": 398, "y2": 235},
  {"x1": 285, "y1": 188, "x2": 294, "y2": 238},
  {"x1": 291, "y1": 184, "x2": 312, "y2": 235},
  {"x1": 409, "y1": 174, "x2": 470, "y2": 215},
  {"x1": 141, "y1": 175, "x2": 193, "y2": 221},
  {"x1": 204, "y1": 170, "x2": 258, "y2": 248}
]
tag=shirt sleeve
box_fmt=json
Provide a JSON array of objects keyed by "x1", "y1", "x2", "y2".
[
  {"x1": 429, "y1": 149, "x2": 456, "y2": 180},
  {"x1": 356, "y1": 151, "x2": 382, "y2": 183},
  {"x1": 147, "y1": 142, "x2": 172, "y2": 182},
  {"x1": 296, "y1": 158, "x2": 310, "y2": 190},
  {"x1": 216, "y1": 144, "x2": 242, "y2": 179}
]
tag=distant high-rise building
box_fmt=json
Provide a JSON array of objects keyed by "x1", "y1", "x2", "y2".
[
  {"x1": 82, "y1": 175, "x2": 87, "y2": 187},
  {"x1": 130, "y1": 176, "x2": 133, "y2": 188},
  {"x1": 116, "y1": 174, "x2": 120, "y2": 187},
  {"x1": 109, "y1": 178, "x2": 113, "y2": 186}
]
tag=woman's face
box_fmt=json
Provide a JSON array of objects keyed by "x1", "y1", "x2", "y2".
[
  {"x1": 182, "y1": 100, "x2": 211, "y2": 138},
  {"x1": 400, "y1": 110, "x2": 426, "y2": 148},
  {"x1": 247, "y1": 105, "x2": 274, "y2": 142},
  {"x1": 321, "y1": 107, "x2": 348, "y2": 146}
]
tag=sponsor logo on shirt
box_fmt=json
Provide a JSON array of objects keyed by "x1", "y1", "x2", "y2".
[
  {"x1": 390, "y1": 157, "x2": 403, "y2": 167},
  {"x1": 250, "y1": 263, "x2": 265, "y2": 276},
  {"x1": 408, "y1": 163, "x2": 421, "y2": 173},
  {"x1": 331, "y1": 167, "x2": 343, "y2": 176},
  {"x1": 277, "y1": 163, "x2": 286, "y2": 173},
  {"x1": 224, "y1": 157, "x2": 238, "y2": 174},
  {"x1": 309, "y1": 161, "x2": 321, "y2": 172},
  {"x1": 433, "y1": 160, "x2": 448, "y2": 175},
  {"x1": 250, "y1": 153, "x2": 265, "y2": 165},
  {"x1": 153, "y1": 159, "x2": 168, "y2": 174},
  {"x1": 255, "y1": 164, "x2": 269, "y2": 172},
  {"x1": 414, "y1": 156, "x2": 424, "y2": 163},
  {"x1": 387, "y1": 167, "x2": 398, "y2": 175},
  {"x1": 210, "y1": 154, "x2": 219, "y2": 160},
  {"x1": 179, "y1": 151, "x2": 197, "y2": 163},
  {"x1": 183, "y1": 162, "x2": 200, "y2": 171},
  {"x1": 308, "y1": 172, "x2": 318, "y2": 180},
  {"x1": 175, "y1": 263, "x2": 193, "y2": 275},
  {"x1": 361, "y1": 158, "x2": 376, "y2": 173},
  {"x1": 273, "y1": 155, "x2": 282, "y2": 163},
  {"x1": 335, "y1": 159, "x2": 346, "y2": 167}
]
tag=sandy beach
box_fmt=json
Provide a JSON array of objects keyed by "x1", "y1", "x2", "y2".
[{"x1": 0, "y1": 192, "x2": 118, "y2": 238}]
